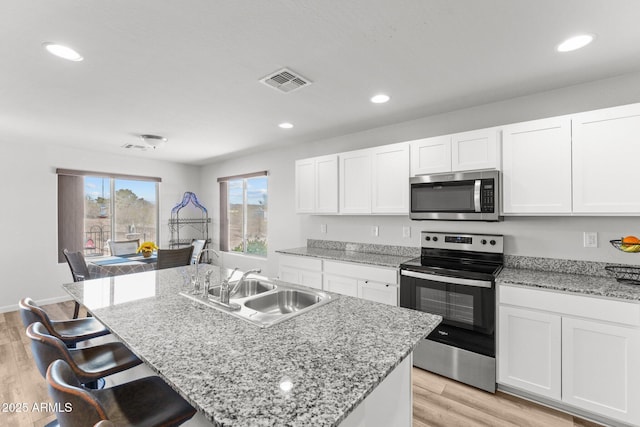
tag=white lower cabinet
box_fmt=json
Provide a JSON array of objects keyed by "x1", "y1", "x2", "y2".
[
  {"x1": 277, "y1": 254, "x2": 322, "y2": 290},
  {"x1": 498, "y1": 305, "x2": 561, "y2": 400},
  {"x1": 498, "y1": 285, "x2": 640, "y2": 425},
  {"x1": 323, "y1": 274, "x2": 358, "y2": 297},
  {"x1": 562, "y1": 317, "x2": 640, "y2": 422},
  {"x1": 323, "y1": 260, "x2": 398, "y2": 306}
]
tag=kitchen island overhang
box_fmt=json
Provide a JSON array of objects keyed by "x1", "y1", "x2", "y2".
[{"x1": 62, "y1": 265, "x2": 441, "y2": 426}]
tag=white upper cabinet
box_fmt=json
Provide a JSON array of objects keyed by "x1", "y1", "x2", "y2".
[
  {"x1": 339, "y1": 149, "x2": 372, "y2": 214},
  {"x1": 501, "y1": 117, "x2": 572, "y2": 214},
  {"x1": 451, "y1": 127, "x2": 500, "y2": 172},
  {"x1": 572, "y1": 103, "x2": 640, "y2": 214},
  {"x1": 294, "y1": 158, "x2": 315, "y2": 213},
  {"x1": 339, "y1": 143, "x2": 409, "y2": 215},
  {"x1": 295, "y1": 154, "x2": 338, "y2": 214},
  {"x1": 410, "y1": 128, "x2": 500, "y2": 176},
  {"x1": 410, "y1": 135, "x2": 451, "y2": 175},
  {"x1": 371, "y1": 143, "x2": 409, "y2": 214}
]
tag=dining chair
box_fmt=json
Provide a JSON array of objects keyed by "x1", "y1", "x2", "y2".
[
  {"x1": 46, "y1": 359, "x2": 196, "y2": 427},
  {"x1": 26, "y1": 322, "x2": 142, "y2": 387},
  {"x1": 190, "y1": 239, "x2": 207, "y2": 264},
  {"x1": 19, "y1": 297, "x2": 109, "y2": 347},
  {"x1": 157, "y1": 246, "x2": 194, "y2": 270},
  {"x1": 107, "y1": 239, "x2": 140, "y2": 256},
  {"x1": 62, "y1": 249, "x2": 92, "y2": 318}
]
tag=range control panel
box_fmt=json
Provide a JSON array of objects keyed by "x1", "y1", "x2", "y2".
[{"x1": 422, "y1": 231, "x2": 504, "y2": 253}]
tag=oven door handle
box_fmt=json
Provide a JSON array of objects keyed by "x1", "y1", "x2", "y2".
[{"x1": 401, "y1": 269, "x2": 493, "y2": 288}]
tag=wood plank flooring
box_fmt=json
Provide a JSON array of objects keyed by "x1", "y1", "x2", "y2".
[{"x1": 2, "y1": 301, "x2": 604, "y2": 427}]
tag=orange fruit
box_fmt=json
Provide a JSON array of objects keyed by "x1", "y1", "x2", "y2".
[{"x1": 622, "y1": 235, "x2": 640, "y2": 244}]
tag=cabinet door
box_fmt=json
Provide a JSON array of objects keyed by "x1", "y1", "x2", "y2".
[
  {"x1": 323, "y1": 274, "x2": 358, "y2": 297},
  {"x1": 295, "y1": 158, "x2": 315, "y2": 213},
  {"x1": 451, "y1": 128, "x2": 500, "y2": 172},
  {"x1": 572, "y1": 103, "x2": 640, "y2": 213},
  {"x1": 371, "y1": 143, "x2": 409, "y2": 214},
  {"x1": 502, "y1": 117, "x2": 572, "y2": 214},
  {"x1": 562, "y1": 317, "x2": 640, "y2": 425},
  {"x1": 278, "y1": 265, "x2": 301, "y2": 285},
  {"x1": 358, "y1": 280, "x2": 398, "y2": 306},
  {"x1": 409, "y1": 136, "x2": 451, "y2": 176},
  {"x1": 315, "y1": 155, "x2": 339, "y2": 213},
  {"x1": 300, "y1": 270, "x2": 323, "y2": 290},
  {"x1": 497, "y1": 305, "x2": 561, "y2": 400},
  {"x1": 340, "y1": 149, "x2": 372, "y2": 214}
]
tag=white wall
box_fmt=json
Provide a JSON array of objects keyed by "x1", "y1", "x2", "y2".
[
  {"x1": 0, "y1": 142, "x2": 199, "y2": 312},
  {"x1": 201, "y1": 71, "x2": 640, "y2": 277}
]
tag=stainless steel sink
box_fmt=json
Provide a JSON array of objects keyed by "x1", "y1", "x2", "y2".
[
  {"x1": 181, "y1": 274, "x2": 333, "y2": 328},
  {"x1": 245, "y1": 289, "x2": 322, "y2": 314},
  {"x1": 208, "y1": 279, "x2": 275, "y2": 298}
]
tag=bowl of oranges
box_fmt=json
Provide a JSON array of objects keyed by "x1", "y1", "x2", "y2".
[{"x1": 610, "y1": 235, "x2": 640, "y2": 253}]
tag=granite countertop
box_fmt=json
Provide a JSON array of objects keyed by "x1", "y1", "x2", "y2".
[
  {"x1": 498, "y1": 267, "x2": 640, "y2": 302},
  {"x1": 276, "y1": 246, "x2": 415, "y2": 268},
  {"x1": 63, "y1": 266, "x2": 440, "y2": 426}
]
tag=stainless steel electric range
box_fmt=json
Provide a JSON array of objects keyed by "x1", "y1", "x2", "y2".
[{"x1": 400, "y1": 231, "x2": 504, "y2": 393}]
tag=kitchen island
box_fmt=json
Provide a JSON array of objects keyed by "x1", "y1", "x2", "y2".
[{"x1": 62, "y1": 265, "x2": 440, "y2": 426}]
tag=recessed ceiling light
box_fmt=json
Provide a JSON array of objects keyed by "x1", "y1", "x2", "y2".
[
  {"x1": 278, "y1": 122, "x2": 294, "y2": 129},
  {"x1": 556, "y1": 34, "x2": 594, "y2": 52},
  {"x1": 370, "y1": 94, "x2": 390, "y2": 104},
  {"x1": 43, "y1": 42, "x2": 84, "y2": 61}
]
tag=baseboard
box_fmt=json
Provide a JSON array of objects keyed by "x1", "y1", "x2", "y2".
[{"x1": 0, "y1": 295, "x2": 73, "y2": 314}]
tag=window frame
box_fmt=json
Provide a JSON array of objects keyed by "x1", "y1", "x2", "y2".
[{"x1": 218, "y1": 171, "x2": 268, "y2": 257}]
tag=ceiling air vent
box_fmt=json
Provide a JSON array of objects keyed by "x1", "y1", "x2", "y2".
[{"x1": 259, "y1": 68, "x2": 311, "y2": 93}]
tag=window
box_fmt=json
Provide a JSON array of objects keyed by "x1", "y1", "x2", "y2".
[
  {"x1": 57, "y1": 169, "x2": 160, "y2": 261},
  {"x1": 219, "y1": 171, "x2": 268, "y2": 257}
]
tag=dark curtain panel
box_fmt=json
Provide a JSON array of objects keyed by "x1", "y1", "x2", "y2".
[
  {"x1": 219, "y1": 181, "x2": 228, "y2": 252},
  {"x1": 58, "y1": 174, "x2": 84, "y2": 263}
]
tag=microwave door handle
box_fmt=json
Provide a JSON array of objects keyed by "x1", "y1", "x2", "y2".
[{"x1": 474, "y1": 180, "x2": 481, "y2": 212}]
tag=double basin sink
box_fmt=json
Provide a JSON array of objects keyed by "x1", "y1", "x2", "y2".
[{"x1": 180, "y1": 276, "x2": 333, "y2": 328}]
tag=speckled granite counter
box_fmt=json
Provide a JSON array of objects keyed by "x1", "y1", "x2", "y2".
[
  {"x1": 276, "y1": 240, "x2": 418, "y2": 268},
  {"x1": 498, "y1": 255, "x2": 640, "y2": 302},
  {"x1": 63, "y1": 266, "x2": 440, "y2": 426}
]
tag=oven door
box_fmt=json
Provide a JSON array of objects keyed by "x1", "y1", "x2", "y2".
[{"x1": 400, "y1": 270, "x2": 495, "y2": 334}]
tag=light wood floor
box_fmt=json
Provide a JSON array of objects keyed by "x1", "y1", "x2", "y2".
[{"x1": 2, "y1": 301, "x2": 604, "y2": 427}]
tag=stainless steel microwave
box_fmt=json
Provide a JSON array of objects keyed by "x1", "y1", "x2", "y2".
[{"x1": 410, "y1": 170, "x2": 501, "y2": 221}]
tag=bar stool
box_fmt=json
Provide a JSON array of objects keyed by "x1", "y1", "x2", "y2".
[
  {"x1": 19, "y1": 297, "x2": 109, "y2": 346},
  {"x1": 26, "y1": 322, "x2": 141, "y2": 387},
  {"x1": 46, "y1": 359, "x2": 196, "y2": 427}
]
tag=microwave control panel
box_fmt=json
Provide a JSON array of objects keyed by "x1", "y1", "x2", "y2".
[{"x1": 480, "y1": 179, "x2": 495, "y2": 213}]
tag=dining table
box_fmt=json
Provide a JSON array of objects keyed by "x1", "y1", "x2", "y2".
[{"x1": 85, "y1": 252, "x2": 157, "y2": 278}]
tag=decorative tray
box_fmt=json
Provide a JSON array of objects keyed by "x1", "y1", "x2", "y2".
[
  {"x1": 610, "y1": 239, "x2": 640, "y2": 253},
  {"x1": 604, "y1": 265, "x2": 640, "y2": 285}
]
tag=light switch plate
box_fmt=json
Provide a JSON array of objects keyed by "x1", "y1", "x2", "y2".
[
  {"x1": 402, "y1": 226, "x2": 411, "y2": 238},
  {"x1": 372, "y1": 226, "x2": 379, "y2": 237}
]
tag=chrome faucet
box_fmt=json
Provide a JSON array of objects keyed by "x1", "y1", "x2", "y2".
[
  {"x1": 230, "y1": 268, "x2": 262, "y2": 297},
  {"x1": 219, "y1": 268, "x2": 239, "y2": 304},
  {"x1": 194, "y1": 248, "x2": 220, "y2": 291},
  {"x1": 202, "y1": 270, "x2": 214, "y2": 299}
]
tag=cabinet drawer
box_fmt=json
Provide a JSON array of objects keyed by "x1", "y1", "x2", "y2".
[
  {"x1": 278, "y1": 254, "x2": 322, "y2": 271},
  {"x1": 323, "y1": 260, "x2": 398, "y2": 284},
  {"x1": 499, "y1": 285, "x2": 640, "y2": 327}
]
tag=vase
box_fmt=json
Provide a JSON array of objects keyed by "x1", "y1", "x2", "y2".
[{"x1": 142, "y1": 250, "x2": 152, "y2": 258}]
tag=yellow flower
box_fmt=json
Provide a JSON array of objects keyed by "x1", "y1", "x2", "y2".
[{"x1": 136, "y1": 241, "x2": 158, "y2": 253}]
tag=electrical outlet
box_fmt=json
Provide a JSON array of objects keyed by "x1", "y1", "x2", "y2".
[
  {"x1": 320, "y1": 224, "x2": 327, "y2": 234},
  {"x1": 583, "y1": 232, "x2": 598, "y2": 248},
  {"x1": 402, "y1": 226, "x2": 411, "y2": 238},
  {"x1": 372, "y1": 226, "x2": 379, "y2": 237}
]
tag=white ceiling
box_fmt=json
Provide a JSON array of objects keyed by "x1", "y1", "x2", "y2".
[{"x1": 3, "y1": 0, "x2": 640, "y2": 165}]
